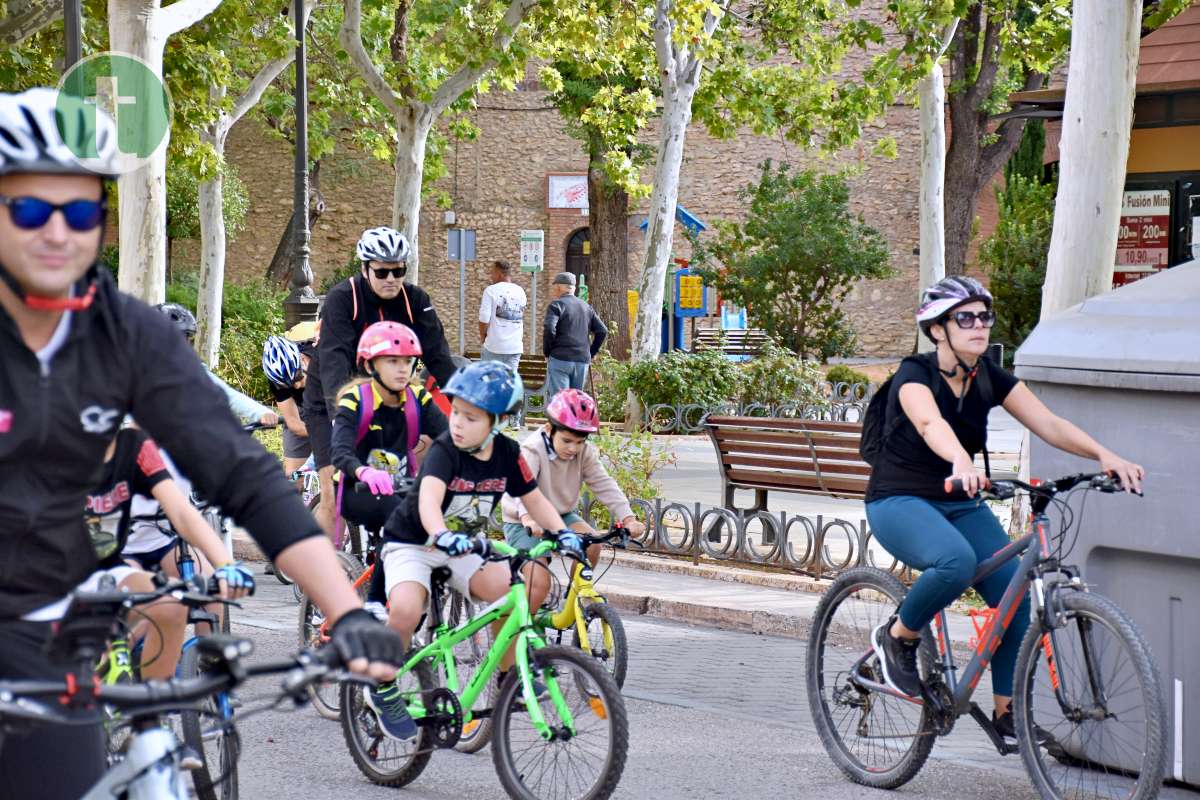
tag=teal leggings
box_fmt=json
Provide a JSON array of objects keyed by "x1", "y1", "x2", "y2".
[{"x1": 865, "y1": 496, "x2": 1030, "y2": 697}]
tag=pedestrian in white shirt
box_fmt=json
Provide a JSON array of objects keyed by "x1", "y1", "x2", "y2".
[{"x1": 478, "y1": 259, "x2": 526, "y2": 373}]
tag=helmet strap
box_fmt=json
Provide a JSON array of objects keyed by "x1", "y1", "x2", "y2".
[
  {"x1": 938, "y1": 324, "x2": 979, "y2": 413},
  {"x1": 368, "y1": 366, "x2": 406, "y2": 400}
]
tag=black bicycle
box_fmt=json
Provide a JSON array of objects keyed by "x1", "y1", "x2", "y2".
[{"x1": 807, "y1": 472, "x2": 1167, "y2": 800}]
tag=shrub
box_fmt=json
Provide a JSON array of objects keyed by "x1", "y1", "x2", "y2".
[
  {"x1": 167, "y1": 272, "x2": 287, "y2": 402},
  {"x1": 584, "y1": 428, "x2": 678, "y2": 523},
  {"x1": 691, "y1": 161, "x2": 892, "y2": 359},
  {"x1": 618, "y1": 348, "x2": 741, "y2": 410},
  {"x1": 590, "y1": 352, "x2": 630, "y2": 423},
  {"x1": 737, "y1": 340, "x2": 826, "y2": 407},
  {"x1": 824, "y1": 364, "x2": 872, "y2": 399}
]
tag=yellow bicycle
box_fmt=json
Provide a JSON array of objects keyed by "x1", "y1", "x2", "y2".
[{"x1": 536, "y1": 526, "x2": 633, "y2": 688}]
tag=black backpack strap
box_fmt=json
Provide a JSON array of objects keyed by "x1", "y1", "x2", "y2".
[{"x1": 973, "y1": 358, "x2": 994, "y2": 478}]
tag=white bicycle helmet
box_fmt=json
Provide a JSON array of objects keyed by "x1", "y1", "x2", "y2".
[
  {"x1": 0, "y1": 88, "x2": 120, "y2": 178},
  {"x1": 917, "y1": 276, "x2": 992, "y2": 328},
  {"x1": 262, "y1": 335, "x2": 303, "y2": 386},
  {"x1": 356, "y1": 226, "x2": 410, "y2": 263}
]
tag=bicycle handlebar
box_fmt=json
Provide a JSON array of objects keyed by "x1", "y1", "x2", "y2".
[
  {"x1": 241, "y1": 421, "x2": 280, "y2": 433},
  {"x1": 944, "y1": 472, "x2": 1137, "y2": 500},
  {"x1": 354, "y1": 477, "x2": 415, "y2": 495},
  {"x1": 0, "y1": 645, "x2": 344, "y2": 726}
]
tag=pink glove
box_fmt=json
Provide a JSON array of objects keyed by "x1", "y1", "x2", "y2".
[{"x1": 357, "y1": 467, "x2": 393, "y2": 496}]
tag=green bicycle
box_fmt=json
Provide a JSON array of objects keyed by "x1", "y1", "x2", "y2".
[{"x1": 339, "y1": 535, "x2": 629, "y2": 800}]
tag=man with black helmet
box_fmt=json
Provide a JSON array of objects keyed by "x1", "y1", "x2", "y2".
[
  {"x1": 0, "y1": 88, "x2": 404, "y2": 797},
  {"x1": 301, "y1": 226, "x2": 457, "y2": 533}
]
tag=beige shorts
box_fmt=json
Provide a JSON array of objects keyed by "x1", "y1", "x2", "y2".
[{"x1": 380, "y1": 541, "x2": 484, "y2": 600}]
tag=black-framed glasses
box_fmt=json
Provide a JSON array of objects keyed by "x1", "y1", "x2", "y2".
[
  {"x1": 951, "y1": 310, "x2": 996, "y2": 329},
  {"x1": 0, "y1": 195, "x2": 107, "y2": 232},
  {"x1": 370, "y1": 266, "x2": 406, "y2": 280}
]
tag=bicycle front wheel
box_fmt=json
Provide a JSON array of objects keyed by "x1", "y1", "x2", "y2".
[
  {"x1": 340, "y1": 659, "x2": 435, "y2": 787},
  {"x1": 805, "y1": 566, "x2": 936, "y2": 789},
  {"x1": 1014, "y1": 590, "x2": 1166, "y2": 800},
  {"x1": 571, "y1": 602, "x2": 628, "y2": 689},
  {"x1": 179, "y1": 644, "x2": 240, "y2": 800},
  {"x1": 298, "y1": 550, "x2": 365, "y2": 720},
  {"x1": 492, "y1": 644, "x2": 628, "y2": 800}
]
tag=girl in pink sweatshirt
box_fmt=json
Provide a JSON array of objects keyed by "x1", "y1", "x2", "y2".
[{"x1": 501, "y1": 389, "x2": 645, "y2": 606}]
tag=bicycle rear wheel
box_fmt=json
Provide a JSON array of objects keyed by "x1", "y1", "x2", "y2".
[
  {"x1": 298, "y1": 550, "x2": 365, "y2": 720},
  {"x1": 492, "y1": 644, "x2": 628, "y2": 800},
  {"x1": 446, "y1": 589, "x2": 496, "y2": 754},
  {"x1": 805, "y1": 566, "x2": 936, "y2": 789},
  {"x1": 339, "y1": 660, "x2": 435, "y2": 787},
  {"x1": 1014, "y1": 590, "x2": 1166, "y2": 800},
  {"x1": 179, "y1": 643, "x2": 240, "y2": 800},
  {"x1": 571, "y1": 602, "x2": 628, "y2": 689}
]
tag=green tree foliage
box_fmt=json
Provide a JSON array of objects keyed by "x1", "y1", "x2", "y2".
[
  {"x1": 980, "y1": 173, "x2": 1055, "y2": 360},
  {"x1": 692, "y1": 162, "x2": 892, "y2": 360},
  {"x1": 165, "y1": 160, "x2": 250, "y2": 242},
  {"x1": 1005, "y1": 118, "x2": 1046, "y2": 185}
]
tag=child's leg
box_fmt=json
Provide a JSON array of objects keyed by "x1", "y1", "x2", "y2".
[
  {"x1": 379, "y1": 543, "x2": 433, "y2": 650},
  {"x1": 121, "y1": 570, "x2": 188, "y2": 680},
  {"x1": 386, "y1": 582, "x2": 427, "y2": 650}
]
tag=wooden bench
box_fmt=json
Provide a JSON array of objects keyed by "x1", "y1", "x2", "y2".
[
  {"x1": 704, "y1": 416, "x2": 870, "y2": 511},
  {"x1": 693, "y1": 328, "x2": 771, "y2": 358},
  {"x1": 464, "y1": 351, "x2": 548, "y2": 388}
]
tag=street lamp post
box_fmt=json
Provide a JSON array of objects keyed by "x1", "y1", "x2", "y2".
[
  {"x1": 283, "y1": 0, "x2": 320, "y2": 328},
  {"x1": 64, "y1": 0, "x2": 82, "y2": 68}
]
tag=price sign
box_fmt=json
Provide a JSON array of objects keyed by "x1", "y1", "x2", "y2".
[
  {"x1": 1114, "y1": 189, "x2": 1171, "y2": 288},
  {"x1": 673, "y1": 269, "x2": 706, "y2": 317}
]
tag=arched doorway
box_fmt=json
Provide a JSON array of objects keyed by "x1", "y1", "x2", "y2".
[{"x1": 565, "y1": 227, "x2": 590, "y2": 287}]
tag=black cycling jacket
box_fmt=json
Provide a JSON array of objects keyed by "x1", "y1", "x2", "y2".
[
  {"x1": 0, "y1": 270, "x2": 321, "y2": 618},
  {"x1": 308, "y1": 275, "x2": 456, "y2": 414}
]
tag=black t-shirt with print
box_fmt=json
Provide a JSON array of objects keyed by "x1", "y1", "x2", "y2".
[
  {"x1": 385, "y1": 432, "x2": 537, "y2": 545},
  {"x1": 85, "y1": 428, "x2": 171, "y2": 569},
  {"x1": 865, "y1": 354, "x2": 1018, "y2": 503}
]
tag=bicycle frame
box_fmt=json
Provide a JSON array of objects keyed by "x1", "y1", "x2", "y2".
[
  {"x1": 850, "y1": 510, "x2": 1093, "y2": 721},
  {"x1": 545, "y1": 561, "x2": 612, "y2": 654},
  {"x1": 82, "y1": 725, "x2": 191, "y2": 799},
  {"x1": 399, "y1": 539, "x2": 580, "y2": 740}
]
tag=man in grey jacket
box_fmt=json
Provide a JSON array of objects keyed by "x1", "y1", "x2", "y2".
[{"x1": 542, "y1": 272, "x2": 607, "y2": 394}]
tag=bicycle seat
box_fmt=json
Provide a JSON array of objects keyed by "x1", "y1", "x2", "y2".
[{"x1": 430, "y1": 566, "x2": 453, "y2": 594}]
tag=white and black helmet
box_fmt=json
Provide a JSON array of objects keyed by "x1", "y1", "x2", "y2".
[
  {"x1": 917, "y1": 276, "x2": 993, "y2": 330},
  {"x1": 356, "y1": 226, "x2": 410, "y2": 264},
  {"x1": 0, "y1": 88, "x2": 120, "y2": 178}
]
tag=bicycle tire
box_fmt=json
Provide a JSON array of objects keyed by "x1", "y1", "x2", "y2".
[
  {"x1": 805, "y1": 566, "x2": 936, "y2": 789},
  {"x1": 1014, "y1": 590, "x2": 1167, "y2": 800},
  {"x1": 571, "y1": 602, "x2": 628, "y2": 689},
  {"x1": 297, "y1": 550, "x2": 365, "y2": 720},
  {"x1": 491, "y1": 644, "x2": 628, "y2": 800},
  {"x1": 339, "y1": 659, "x2": 435, "y2": 787},
  {"x1": 446, "y1": 589, "x2": 496, "y2": 754},
  {"x1": 179, "y1": 644, "x2": 240, "y2": 800}
]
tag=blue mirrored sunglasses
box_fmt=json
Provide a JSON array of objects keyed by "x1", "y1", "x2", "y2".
[{"x1": 0, "y1": 195, "x2": 107, "y2": 232}]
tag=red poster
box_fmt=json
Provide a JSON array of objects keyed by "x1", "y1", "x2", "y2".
[{"x1": 1114, "y1": 189, "x2": 1171, "y2": 288}]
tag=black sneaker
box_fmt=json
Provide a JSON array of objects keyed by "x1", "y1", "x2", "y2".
[
  {"x1": 871, "y1": 616, "x2": 922, "y2": 697},
  {"x1": 994, "y1": 709, "x2": 1055, "y2": 746}
]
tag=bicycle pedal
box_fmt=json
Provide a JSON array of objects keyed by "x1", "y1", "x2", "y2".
[{"x1": 179, "y1": 747, "x2": 203, "y2": 771}]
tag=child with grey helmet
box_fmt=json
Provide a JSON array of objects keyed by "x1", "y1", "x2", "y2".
[{"x1": 864, "y1": 275, "x2": 1144, "y2": 741}]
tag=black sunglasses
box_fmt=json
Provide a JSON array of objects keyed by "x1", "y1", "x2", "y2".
[
  {"x1": 0, "y1": 195, "x2": 107, "y2": 232},
  {"x1": 950, "y1": 310, "x2": 996, "y2": 329},
  {"x1": 369, "y1": 265, "x2": 406, "y2": 280}
]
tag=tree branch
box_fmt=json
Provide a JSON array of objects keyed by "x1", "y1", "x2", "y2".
[
  {"x1": 653, "y1": 0, "x2": 676, "y2": 80},
  {"x1": 969, "y1": 12, "x2": 1003, "y2": 111},
  {"x1": 0, "y1": 0, "x2": 61, "y2": 46},
  {"x1": 429, "y1": 0, "x2": 540, "y2": 114},
  {"x1": 978, "y1": 70, "x2": 1045, "y2": 179},
  {"x1": 158, "y1": 0, "x2": 223, "y2": 37},
  {"x1": 339, "y1": 0, "x2": 402, "y2": 116}
]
